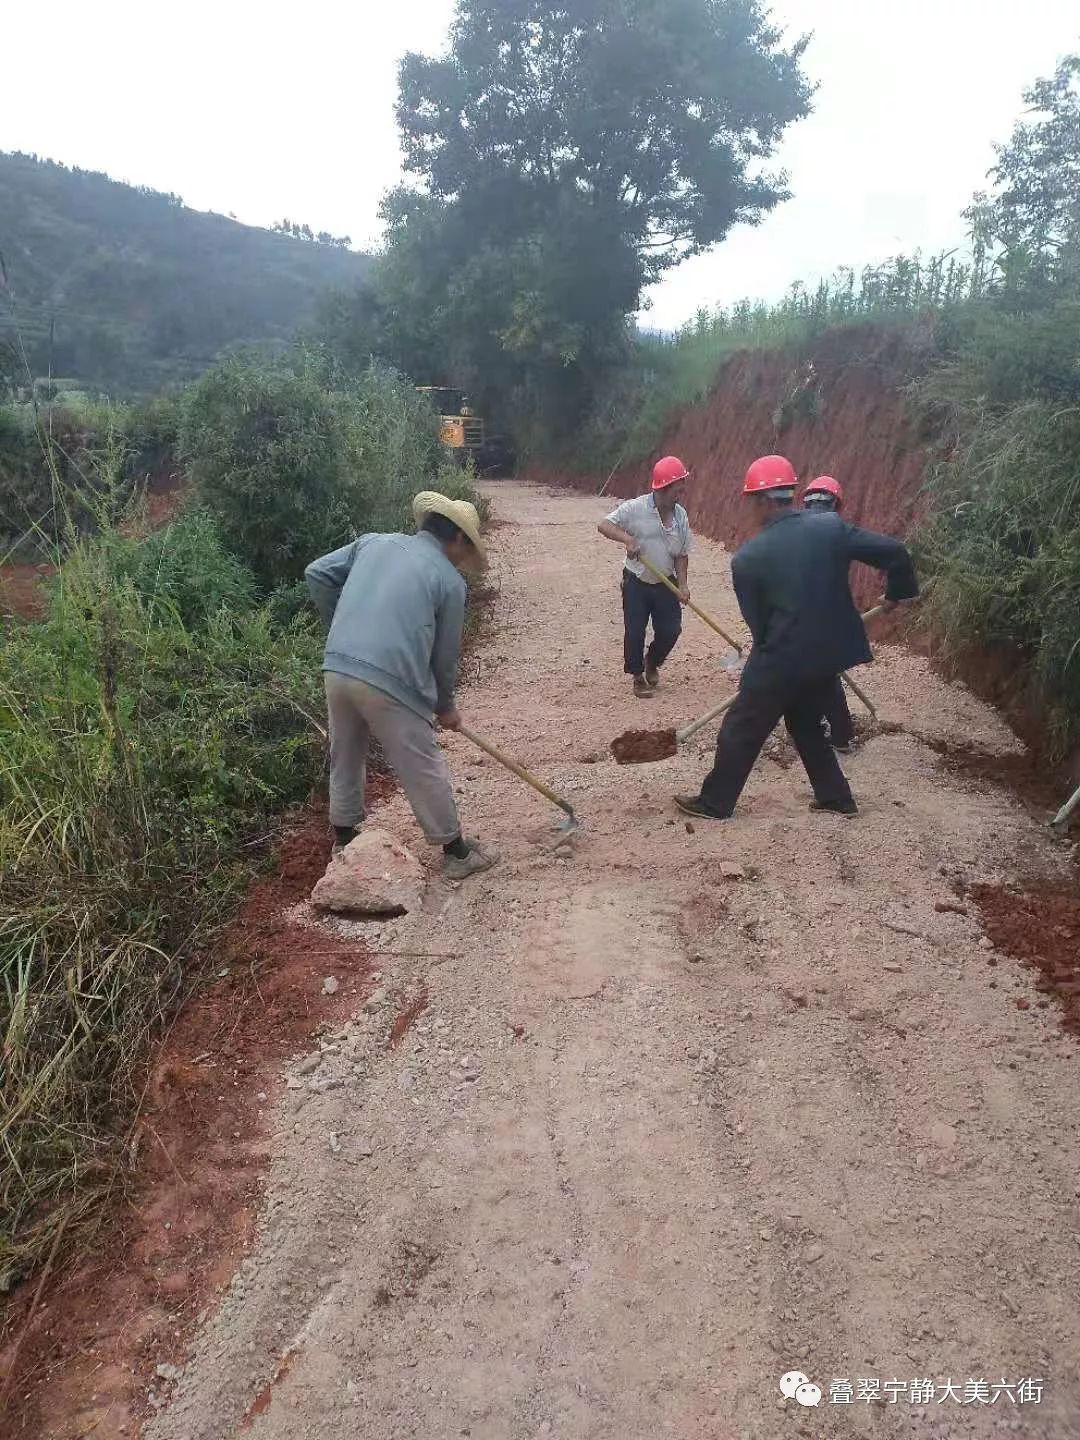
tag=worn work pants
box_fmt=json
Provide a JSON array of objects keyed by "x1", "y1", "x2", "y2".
[
  {"x1": 698, "y1": 676, "x2": 854, "y2": 817},
  {"x1": 822, "y1": 676, "x2": 854, "y2": 747},
  {"x1": 324, "y1": 673, "x2": 461, "y2": 844},
  {"x1": 621, "y1": 572, "x2": 682, "y2": 676}
]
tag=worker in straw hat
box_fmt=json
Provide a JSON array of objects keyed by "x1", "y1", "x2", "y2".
[{"x1": 305, "y1": 492, "x2": 498, "y2": 880}]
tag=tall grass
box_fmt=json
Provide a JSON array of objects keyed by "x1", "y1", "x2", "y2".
[
  {"x1": 913, "y1": 395, "x2": 1080, "y2": 756},
  {"x1": 572, "y1": 250, "x2": 989, "y2": 471},
  {"x1": 0, "y1": 495, "x2": 327, "y2": 1287}
]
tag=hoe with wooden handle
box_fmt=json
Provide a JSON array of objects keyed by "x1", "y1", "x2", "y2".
[
  {"x1": 637, "y1": 554, "x2": 743, "y2": 655},
  {"x1": 458, "y1": 725, "x2": 579, "y2": 833}
]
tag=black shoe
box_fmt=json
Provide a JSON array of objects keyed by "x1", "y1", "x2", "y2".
[
  {"x1": 809, "y1": 798, "x2": 859, "y2": 816},
  {"x1": 644, "y1": 660, "x2": 660, "y2": 688},
  {"x1": 674, "y1": 794, "x2": 728, "y2": 820},
  {"x1": 632, "y1": 674, "x2": 654, "y2": 699}
]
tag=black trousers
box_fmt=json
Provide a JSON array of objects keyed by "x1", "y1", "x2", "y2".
[
  {"x1": 621, "y1": 572, "x2": 682, "y2": 676},
  {"x1": 822, "y1": 676, "x2": 854, "y2": 746},
  {"x1": 698, "y1": 676, "x2": 854, "y2": 817}
]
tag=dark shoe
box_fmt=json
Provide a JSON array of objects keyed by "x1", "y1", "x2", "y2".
[
  {"x1": 674, "y1": 793, "x2": 728, "y2": 820},
  {"x1": 809, "y1": 798, "x2": 859, "y2": 816},
  {"x1": 633, "y1": 674, "x2": 654, "y2": 699},
  {"x1": 644, "y1": 660, "x2": 660, "y2": 688}
]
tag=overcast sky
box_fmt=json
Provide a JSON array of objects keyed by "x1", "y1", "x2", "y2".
[{"x1": 1, "y1": 1, "x2": 1076, "y2": 329}]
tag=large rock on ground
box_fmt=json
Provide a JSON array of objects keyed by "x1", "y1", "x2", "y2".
[{"x1": 311, "y1": 828, "x2": 424, "y2": 915}]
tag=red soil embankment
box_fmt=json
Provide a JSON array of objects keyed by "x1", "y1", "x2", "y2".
[{"x1": 538, "y1": 323, "x2": 938, "y2": 608}]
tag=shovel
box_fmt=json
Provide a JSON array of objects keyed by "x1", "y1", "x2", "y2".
[
  {"x1": 458, "y1": 725, "x2": 579, "y2": 833},
  {"x1": 611, "y1": 693, "x2": 736, "y2": 765},
  {"x1": 611, "y1": 597, "x2": 892, "y2": 764},
  {"x1": 637, "y1": 555, "x2": 743, "y2": 655}
]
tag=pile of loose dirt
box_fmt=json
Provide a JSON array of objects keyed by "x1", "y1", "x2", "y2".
[
  {"x1": 610, "y1": 727, "x2": 677, "y2": 765},
  {"x1": 969, "y1": 882, "x2": 1080, "y2": 1038}
]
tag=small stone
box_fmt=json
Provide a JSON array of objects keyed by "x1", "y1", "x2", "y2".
[
  {"x1": 328, "y1": 1133, "x2": 341, "y2": 1154},
  {"x1": 322, "y1": 976, "x2": 340, "y2": 996},
  {"x1": 155, "y1": 1363, "x2": 182, "y2": 1383},
  {"x1": 801, "y1": 1243, "x2": 824, "y2": 1265},
  {"x1": 364, "y1": 988, "x2": 387, "y2": 1010},
  {"x1": 719, "y1": 861, "x2": 746, "y2": 880},
  {"x1": 356, "y1": 1143, "x2": 374, "y2": 1158},
  {"x1": 553, "y1": 844, "x2": 573, "y2": 859},
  {"x1": 309, "y1": 1076, "x2": 342, "y2": 1094},
  {"x1": 737, "y1": 1010, "x2": 753, "y2": 1022},
  {"x1": 883, "y1": 962, "x2": 903, "y2": 974},
  {"x1": 296, "y1": 1054, "x2": 322, "y2": 1076},
  {"x1": 685, "y1": 822, "x2": 696, "y2": 835},
  {"x1": 462, "y1": 1070, "x2": 481, "y2": 1082},
  {"x1": 979, "y1": 936, "x2": 995, "y2": 951}
]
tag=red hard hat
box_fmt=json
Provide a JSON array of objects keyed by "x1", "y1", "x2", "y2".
[
  {"x1": 743, "y1": 454, "x2": 797, "y2": 494},
  {"x1": 804, "y1": 474, "x2": 843, "y2": 503},
  {"x1": 652, "y1": 455, "x2": 690, "y2": 490}
]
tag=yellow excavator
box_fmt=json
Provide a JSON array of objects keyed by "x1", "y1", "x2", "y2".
[
  {"x1": 416, "y1": 386, "x2": 514, "y2": 475},
  {"x1": 416, "y1": 387, "x2": 484, "y2": 462}
]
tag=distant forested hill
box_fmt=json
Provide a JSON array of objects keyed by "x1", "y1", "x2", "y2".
[{"x1": 0, "y1": 152, "x2": 371, "y2": 394}]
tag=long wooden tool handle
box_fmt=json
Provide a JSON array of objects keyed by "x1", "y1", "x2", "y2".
[
  {"x1": 638, "y1": 555, "x2": 743, "y2": 656},
  {"x1": 677, "y1": 693, "x2": 736, "y2": 745},
  {"x1": 457, "y1": 726, "x2": 575, "y2": 818},
  {"x1": 836, "y1": 606, "x2": 889, "y2": 715},
  {"x1": 841, "y1": 670, "x2": 877, "y2": 718}
]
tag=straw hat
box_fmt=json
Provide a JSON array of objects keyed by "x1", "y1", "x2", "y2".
[{"x1": 411, "y1": 491, "x2": 486, "y2": 559}]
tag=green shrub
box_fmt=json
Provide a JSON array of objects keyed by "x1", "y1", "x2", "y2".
[
  {"x1": 0, "y1": 508, "x2": 325, "y2": 1285},
  {"x1": 180, "y1": 354, "x2": 473, "y2": 591},
  {"x1": 179, "y1": 355, "x2": 353, "y2": 591}
]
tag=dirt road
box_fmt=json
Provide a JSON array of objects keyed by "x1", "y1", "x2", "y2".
[{"x1": 150, "y1": 481, "x2": 1080, "y2": 1440}]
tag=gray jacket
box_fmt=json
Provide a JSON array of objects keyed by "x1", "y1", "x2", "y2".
[{"x1": 305, "y1": 531, "x2": 466, "y2": 720}]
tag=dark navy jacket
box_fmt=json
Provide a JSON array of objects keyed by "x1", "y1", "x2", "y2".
[{"x1": 731, "y1": 510, "x2": 918, "y2": 691}]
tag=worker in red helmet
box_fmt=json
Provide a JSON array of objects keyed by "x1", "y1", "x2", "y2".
[
  {"x1": 598, "y1": 455, "x2": 693, "y2": 699},
  {"x1": 803, "y1": 475, "x2": 843, "y2": 511},
  {"x1": 801, "y1": 475, "x2": 855, "y2": 751},
  {"x1": 675, "y1": 455, "x2": 918, "y2": 821}
]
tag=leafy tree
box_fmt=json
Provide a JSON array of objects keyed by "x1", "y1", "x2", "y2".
[
  {"x1": 396, "y1": 0, "x2": 812, "y2": 278},
  {"x1": 333, "y1": 0, "x2": 812, "y2": 449},
  {"x1": 966, "y1": 54, "x2": 1079, "y2": 278}
]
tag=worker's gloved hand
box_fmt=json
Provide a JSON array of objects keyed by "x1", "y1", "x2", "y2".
[
  {"x1": 624, "y1": 539, "x2": 641, "y2": 559},
  {"x1": 677, "y1": 586, "x2": 690, "y2": 605},
  {"x1": 437, "y1": 707, "x2": 462, "y2": 731}
]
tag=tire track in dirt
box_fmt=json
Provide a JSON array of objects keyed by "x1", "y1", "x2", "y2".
[{"x1": 133, "y1": 480, "x2": 1080, "y2": 1440}]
